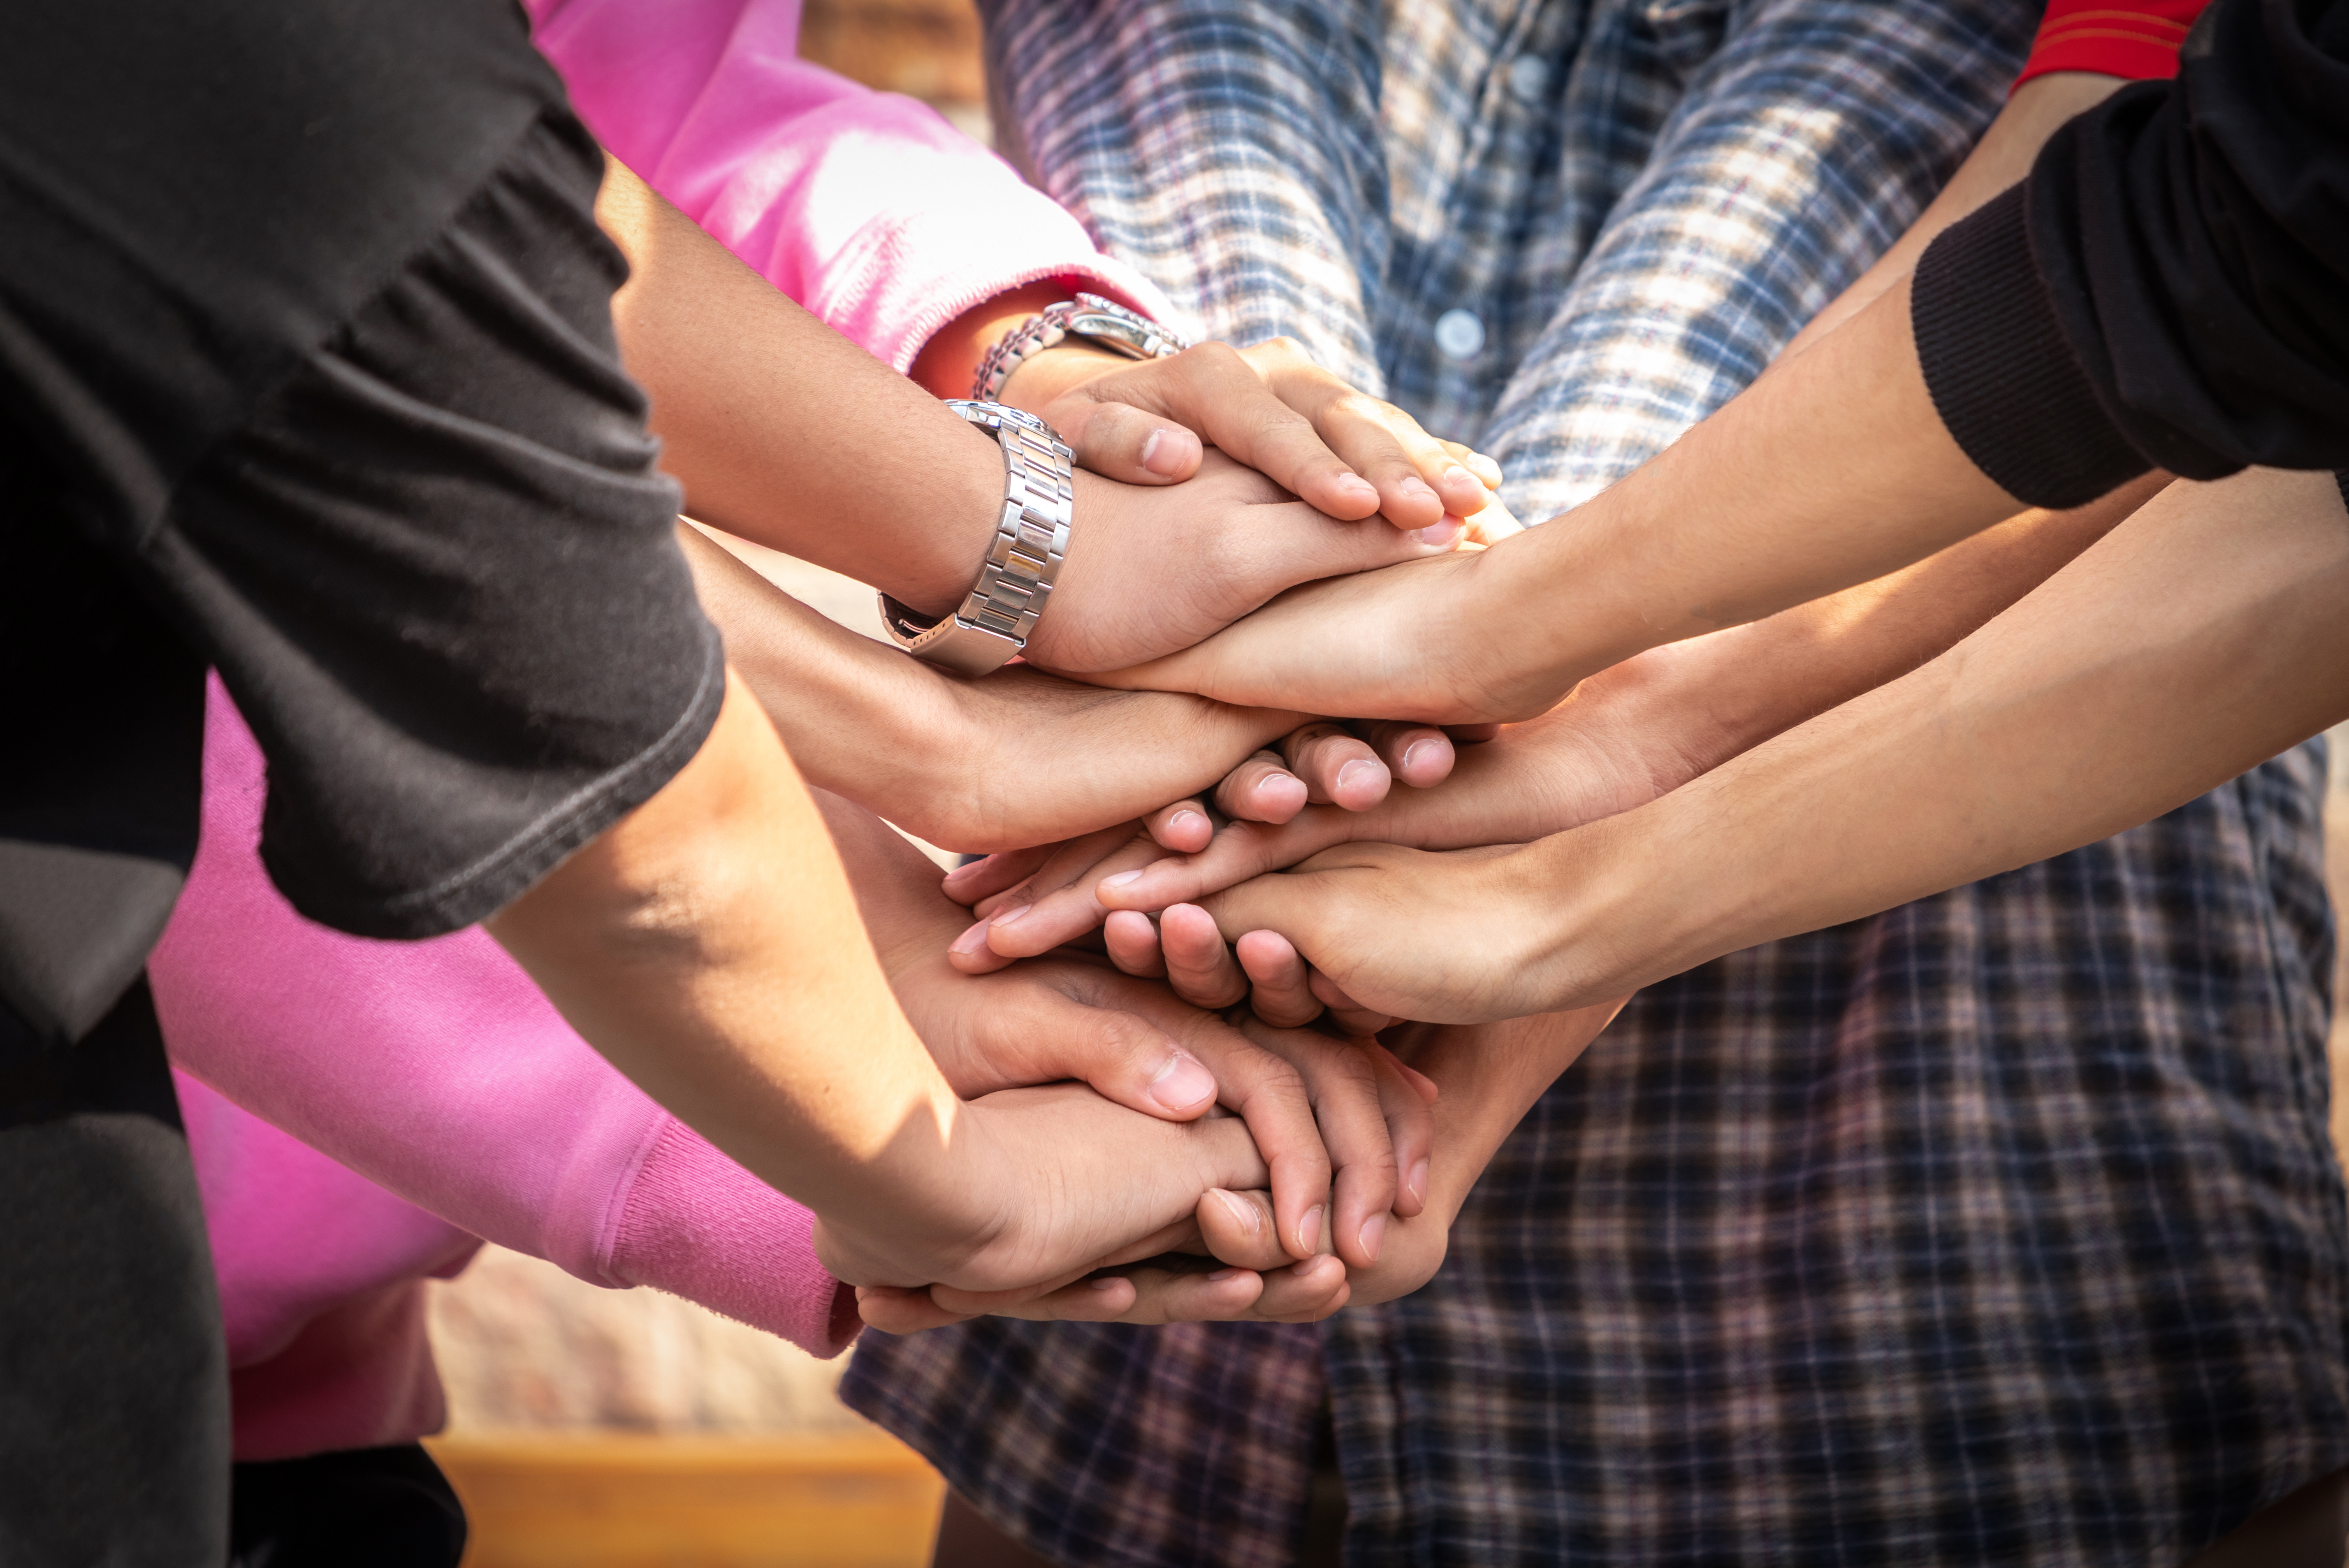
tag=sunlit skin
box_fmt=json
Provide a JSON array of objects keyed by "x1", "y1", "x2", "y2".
[
  {"x1": 1191, "y1": 469, "x2": 2349, "y2": 1025},
  {"x1": 860, "y1": 1002, "x2": 1626, "y2": 1332},
  {"x1": 948, "y1": 474, "x2": 2161, "y2": 1004},
  {"x1": 595, "y1": 159, "x2": 1500, "y2": 678},
  {"x1": 1073, "y1": 75, "x2": 2133, "y2": 726},
  {"x1": 813, "y1": 787, "x2": 1433, "y2": 1275},
  {"x1": 483, "y1": 675, "x2": 1288, "y2": 1295}
]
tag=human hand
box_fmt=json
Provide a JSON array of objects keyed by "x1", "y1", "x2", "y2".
[
  {"x1": 1080, "y1": 534, "x2": 1572, "y2": 721},
  {"x1": 1020, "y1": 451, "x2": 1477, "y2": 675},
  {"x1": 858, "y1": 1003, "x2": 1624, "y2": 1328},
  {"x1": 943, "y1": 646, "x2": 1731, "y2": 982},
  {"x1": 682, "y1": 526, "x2": 1326, "y2": 854},
  {"x1": 855, "y1": 1033, "x2": 1438, "y2": 1330},
  {"x1": 1196, "y1": 839, "x2": 1591, "y2": 1026},
  {"x1": 812, "y1": 1079, "x2": 1278, "y2": 1292},
  {"x1": 828, "y1": 792, "x2": 1432, "y2": 1270},
  {"x1": 937, "y1": 713, "x2": 1465, "y2": 972},
  {"x1": 1003, "y1": 335, "x2": 1510, "y2": 535},
  {"x1": 907, "y1": 278, "x2": 1514, "y2": 537}
]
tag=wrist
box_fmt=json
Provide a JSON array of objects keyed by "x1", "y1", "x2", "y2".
[
  {"x1": 823, "y1": 1090, "x2": 1013, "y2": 1287},
  {"x1": 909, "y1": 281, "x2": 1068, "y2": 401},
  {"x1": 1513, "y1": 822, "x2": 1667, "y2": 1010},
  {"x1": 999, "y1": 341, "x2": 1136, "y2": 414},
  {"x1": 887, "y1": 418, "x2": 1025, "y2": 619}
]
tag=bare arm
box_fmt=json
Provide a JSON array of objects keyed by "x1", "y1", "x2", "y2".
[
  {"x1": 1090, "y1": 81, "x2": 2142, "y2": 724},
  {"x1": 949, "y1": 476, "x2": 2161, "y2": 966},
  {"x1": 1201, "y1": 468, "x2": 2349, "y2": 1023},
  {"x1": 595, "y1": 161, "x2": 1466, "y2": 674},
  {"x1": 482, "y1": 672, "x2": 1275, "y2": 1291},
  {"x1": 673, "y1": 525, "x2": 1315, "y2": 852},
  {"x1": 1094, "y1": 272, "x2": 2017, "y2": 723},
  {"x1": 888, "y1": 999, "x2": 1629, "y2": 1324}
]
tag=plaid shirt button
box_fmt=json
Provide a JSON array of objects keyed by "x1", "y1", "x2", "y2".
[
  {"x1": 1433, "y1": 307, "x2": 1486, "y2": 360},
  {"x1": 1506, "y1": 53, "x2": 1551, "y2": 103}
]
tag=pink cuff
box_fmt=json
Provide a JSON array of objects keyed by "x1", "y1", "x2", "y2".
[{"x1": 603, "y1": 1118, "x2": 860, "y2": 1358}]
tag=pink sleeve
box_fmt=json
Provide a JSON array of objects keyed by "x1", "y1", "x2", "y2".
[
  {"x1": 150, "y1": 676, "x2": 857, "y2": 1358},
  {"x1": 526, "y1": 0, "x2": 1185, "y2": 373}
]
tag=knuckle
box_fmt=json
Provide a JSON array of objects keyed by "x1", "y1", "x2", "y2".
[
  {"x1": 1326, "y1": 391, "x2": 1396, "y2": 425},
  {"x1": 1189, "y1": 340, "x2": 1247, "y2": 374}
]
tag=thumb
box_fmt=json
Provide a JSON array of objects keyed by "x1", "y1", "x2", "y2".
[
  {"x1": 973, "y1": 990, "x2": 1225, "y2": 1122},
  {"x1": 1044, "y1": 395, "x2": 1205, "y2": 485}
]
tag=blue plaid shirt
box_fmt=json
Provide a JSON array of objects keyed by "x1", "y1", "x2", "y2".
[{"x1": 850, "y1": 2, "x2": 2349, "y2": 1561}]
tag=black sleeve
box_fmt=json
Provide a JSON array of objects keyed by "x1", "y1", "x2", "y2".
[
  {"x1": 1910, "y1": 0, "x2": 2349, "y2": 509},
  {"x1": 156, "y1": 116, "x2": 724, "y2": 939},
  {"x1": 0, "y1": 0, "x2": 721, "y2": 1034}
]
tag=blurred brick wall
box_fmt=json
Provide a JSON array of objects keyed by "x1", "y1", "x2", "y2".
[{"x1": 801, "y1": 0, "x2": 987, "y2": 136}]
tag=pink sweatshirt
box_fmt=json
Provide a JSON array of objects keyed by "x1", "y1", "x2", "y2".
[
  {"x1": 160, "y1": 682, "x2": 860, "y2": 1460},
  {"x1": 153, "y1": 0, "x2": 1174, "y2": 1462}
]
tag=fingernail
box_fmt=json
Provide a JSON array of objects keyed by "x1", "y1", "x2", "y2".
[
  {"x1": 942, "y1": 857, "x2": 981, "y2": 883},
  {"x1": 1088, "y1": 1276, "x2": 1123, "y2": 1292},
  {"x1": 1336, "y1": 473, "x2": 1379, "y2": 503},
  {"x1": 989, "y1": 902, "x2": 1031, "y2": 929},
  {"x1": 1141, "y1": 428, "x2": 1184, "y2": 475},
  {"x1": 1406, "y1": 1159, "x2": 1429, "y2": 1208},
  {"x1": 1399, "y1": 476, "x2": 1436, "y2": 501},
  {"x1": 1208, "y1": 1267, "x2": 1245, "y2": 1283},
  {"x1": 1336, "y1": 758, "x2": 1382, "y2": 799},
  {"x1": 1358, "y1": 1213, "x2": 1386, "y2": 1264},
  {"x1": 1260, "y1": 773, "x2": 1309, "y2": 818},
  {"x1": 1299, "y1": 1205, "x2": 1325, "y2": 1256},
  {"x1": 1147, "y1": 1051, "x2": 1216, "y2": 1113},
  {"x1": 1402, "y1": 739, "x2": 1441, "y2": 775},
  {"x1": 1101, "y1": 869, "x2": 1143, "y2": 890},
  {"x1": 1212, "y1": 1188, "x2": 1263, "y2": 1237},
  {"x1": 1409, "y1": 515, "x2": 1463, "y2": 548},
  {"x1": 1168, "y1": 809, "x2": 1206, "y2": 837},
  {"x1": 1441, "y1": 463, "x2": 1474, "y2": 490},
  {"x1": 951, "y1": 920, "x2": 992, "y2": 957}
]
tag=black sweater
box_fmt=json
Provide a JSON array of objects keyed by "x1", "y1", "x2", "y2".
[{"x1": 1911, "y1": 0, "x2": 2349, "y2": 510}]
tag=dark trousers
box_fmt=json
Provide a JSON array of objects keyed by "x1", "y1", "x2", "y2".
[
  {"x1": 0, "y1": 978, "x2": 230, "y2": 1565},
  {"x1": 230, "y1": 1445, "x2": 466, "y2": 1568}
]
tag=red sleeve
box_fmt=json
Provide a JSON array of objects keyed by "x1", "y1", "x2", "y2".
[{"x1": 2013, "y1": 0, "x2": 2208, "y2": 89}]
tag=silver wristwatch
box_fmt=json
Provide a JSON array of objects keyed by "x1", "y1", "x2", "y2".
[
  {"x1": 879, "y1": 401, "x2": 1076, "y2": 676},
  {"x1": 972, "y1": 292, "x2": 1188, "y2": 402}
]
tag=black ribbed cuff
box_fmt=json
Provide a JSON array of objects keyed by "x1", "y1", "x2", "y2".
[{"x1": 1911, "y1": 185, "x2": 2150, "y2": 511}]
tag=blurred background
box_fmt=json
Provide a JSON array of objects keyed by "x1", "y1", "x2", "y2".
[{"x1": 417, "y1": 2, "x2": 2349, "y2": 1561}]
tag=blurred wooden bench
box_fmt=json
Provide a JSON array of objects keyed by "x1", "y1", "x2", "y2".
[{"x1": 427, "y1": 1431, "x2": 944, "y2": 1568}]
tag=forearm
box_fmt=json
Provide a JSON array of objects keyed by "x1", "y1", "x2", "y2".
[
  {"x1": 678, "y1": 523, "x2": 1302, "y2": 851},
  {"x1": 483, "y1": 672, "x2": 992, "y2": 1273},
  {"x1": 1629, "y1": 469, "x2": 2170, "y2": 773},
  {"x1": 1343, "y1": 474, "x2": 2165, "y2": 846},
  {"x1": 1468, "y1": 68, "x2": 2136, "y2": 703},
  {"x1": 1481, "y1": 276, "x2": 2018, "y2": 704},
  {"x1": 596, "y1": 159, "x2": 1000, "y2": 615},
  {"x1": 674, "y1": 524, "x2": 957, "y2": 822},
  {"x1": 1538, "y1": 467, "x2": 2349, "y2": 1003}
]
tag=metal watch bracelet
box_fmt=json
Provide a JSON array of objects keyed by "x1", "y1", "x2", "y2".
[
  {"x1": 972, "y1": 292, "x2": 1187, "y2": 403},
  {"x1": 879, "y1": 401, "x2": 1076, "y2": 677}
]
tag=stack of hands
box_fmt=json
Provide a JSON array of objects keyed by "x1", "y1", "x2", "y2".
[
  {"x1": 678, "y1": 314, "x2": 1646, "y2": 1337},
  {"x1": 587, "y1": 148, "x2": 2349, "y2": 1344}
]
